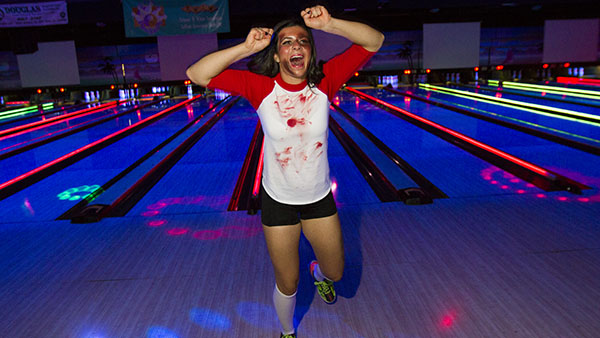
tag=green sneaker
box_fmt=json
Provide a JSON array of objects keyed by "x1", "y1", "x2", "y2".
[
  {"x1": 280, "y1": 333, "x2": 296, "y2": 338},
  {"x1": 310, "y1": 260, "x2": 337, "y2": 304}
]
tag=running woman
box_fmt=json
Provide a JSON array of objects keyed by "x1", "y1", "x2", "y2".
[{"x1": 186, "y1": 5, "x2": 383, "y2": 337}]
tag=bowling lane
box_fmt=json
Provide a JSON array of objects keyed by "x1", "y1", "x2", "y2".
[
  {"x1": 0, "y1": 97, "x2": 219, "y2": 223},
  {"x1": 126, "y1": 97, "x2": 382, "y2": 220},
  {"x1": 372, "y1": 88, "x2": 600, "y2": 190},
  {"x1": 330, "y1": 107, "x2": 418, "y2": 191},
  {"x1": 328, "y1": 120, "x2": 381, "y2": 206},
  {"x1": 0, "y1": 101, "x2": 141, "y2": 155},
  {"x1": 0, "y1": 98, "x2": 188, "y2": 183},
  {"x1": 334, "y1": 91, "x2": 542, "y2": 198},
  {"x1": 409, "y1": 86, "x2": 600, "y2": 148},
  {"x1": 0, "y1": 101, "x2": 107, "y2": 130},
  {"x1": 125, "y1": 98, "x2": 259, "y2": 217}
]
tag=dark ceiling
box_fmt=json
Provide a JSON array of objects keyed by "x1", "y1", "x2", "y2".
[{"x1": 1, "y1": 0, "x2": 599, "y2": 51}]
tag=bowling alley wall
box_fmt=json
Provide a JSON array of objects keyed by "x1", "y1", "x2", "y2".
[{"x1": 0, "y1": 18, "x2": 599, "y2": 90}]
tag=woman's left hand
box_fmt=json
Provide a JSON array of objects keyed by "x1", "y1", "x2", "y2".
[{"x1": 301, "y1": 5, "x2": 331, "y2": 30}]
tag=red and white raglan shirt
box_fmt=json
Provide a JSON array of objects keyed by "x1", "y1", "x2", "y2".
[{"x1": 208, "y1": 44, "x2": 374, "y2": 205}]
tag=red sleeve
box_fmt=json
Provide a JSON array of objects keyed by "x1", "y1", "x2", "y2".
[
  {"x1": 318, "y1": 44, "x2": 376, "y2": 101},
  {"x1": 207, "y1": 69, "x2": 275, "y2": 109}
]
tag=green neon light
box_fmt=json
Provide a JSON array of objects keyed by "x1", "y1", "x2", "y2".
[
  {"x1": 0, "y1": 106, "x2": 38, "y2": 117},
  {"x1": 420, "y1": 83, "x2": 600, "y2": 123},
  {"x1": 0, "y1": 111, "x2": 34, "y2": 121},
  {"x1": 420, "y1": 93, "x2": 600, "y2": 145},
  {"x1": 503, "y1": 81, "x2": 600, "y2": 97},
  {"x1": 0, "y1": 103, "x2": 55, "y2": 121},
  {"x1": 502, "y1": 83, "x2": 600, "y2": 101},
  {"x1": 57, "y1": 185, "x2": 102, "y2": 201},
  {"x1": 419, "y1": 84, "x2": 600, "y2": 128},
  {"x1": 488, "y1": 80, "x2": 499, "y2": 86}
]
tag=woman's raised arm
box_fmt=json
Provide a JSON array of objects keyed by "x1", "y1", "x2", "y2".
[
  {"x1": 186, "y1": 27, "x2": 274, "y2": 87},
  {"x1": 301, "y1": 5, "x2": 384, "y2": 52}
]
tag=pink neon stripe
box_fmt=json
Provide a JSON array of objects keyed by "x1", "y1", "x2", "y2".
[
  {"x1": 557, "y1": 77, "x2": 600, "y2": 86},
  {"x1": 0, "y1": 104, "x2": 120, "y2": 142},
  {"x1": 252, "y1": 142, "x2": 265, "y2": 197},
  {"x1": 0, "y1": 101, "x2": 118, "y2": 139},
  {"x1": 0, "y1": 108, "x2": 122, "y2": 153},
  {"x1": 346, "y1": 87, "x2": 551, "y2": 177},
  {"x1": 0, "y1": 95, "x2": 201, "y2": 191}
]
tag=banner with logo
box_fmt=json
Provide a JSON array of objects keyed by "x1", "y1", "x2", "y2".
[
  {"x1": 0, "y1": 1, "x2": 68, "y2": 28},
  {"x1": 123, "y1": 0, "x2": 229, "y2": 37}
]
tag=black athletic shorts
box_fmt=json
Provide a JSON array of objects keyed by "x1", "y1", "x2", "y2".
[{"x1": 261, "y1": 186, "x2": 337, "y2": 226}]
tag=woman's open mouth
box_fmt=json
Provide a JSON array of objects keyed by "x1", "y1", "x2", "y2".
[{"x1": 290, "y1": 55, "x2": 305, "y2": 68}]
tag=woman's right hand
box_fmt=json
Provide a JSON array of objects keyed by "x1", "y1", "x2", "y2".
[{"x1": 244, "y1": 27, "x2": 274, "y2": 54}]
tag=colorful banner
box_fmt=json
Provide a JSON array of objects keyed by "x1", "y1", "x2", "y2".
[
  {"x1": 0, "y1": 1, "x2": 68, "y2": 28},
  {"x1": 123, "y1": 0, "x2": 229, "y2": 37}
]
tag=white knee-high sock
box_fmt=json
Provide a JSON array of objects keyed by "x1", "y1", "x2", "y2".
[{"x1": 273, "y1": 284, "x2": 296, "y2": 335}]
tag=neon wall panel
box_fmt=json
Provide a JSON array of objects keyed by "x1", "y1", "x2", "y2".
[
  {"x1": 17, "y1": 41, "x2": 80, "y2": 88},
  {"x1": 543, "y1": 19, "x2": 599, "y2": 63},
  {"x1": 423, "y1": 22, "x2": 480, "y2": 69}
]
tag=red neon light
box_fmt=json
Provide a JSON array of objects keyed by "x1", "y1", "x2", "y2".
[
  {"x1": 6, "y1": 101, "x2": 30, "y2": 105},
  {"x1": 252, "y1": 142, "x2": 265, "y2": 197},
  {"x1": 0, "y1": 95, "x2": 202, "y2": 192},
  {"x1": 346, "y1": 87, "x2": 551, "y2": 177},
  {"x1": 496, "y1": 65, "x2": 504, "y2": 70},
  {"x1": 542, "y1": 64, "x2": 549, "y2": 69},
  {"x1": 0, "y1": 101, "x2": 118, "y2": 140},
  {"x1": 37, "y1": 89, "x2": 42, "y2": 94},
  {"x1": 354, "y1": 72, "x2": 359, "y2": 77},
  {"x1": 0, "y1": 108, "x2": 122, "y2": 153},
  {"x1": 563, "y1": 62, "x2": 570, "y2": 68},
  {"x1": 60, "y1": 88, "x2": 65, "y2": 92},
  {"x1": 556, "y1": 77, "x2": 600, "y2": 87},
  {"x1": 426, "y1": 69, "x2": 431, "y2": 73},
  {"x1": 474, "y1": 67, "x2": 479, "y2": 72},
  {"x1": 142, "y1": 93, "x2": 164, "y2": 97}
]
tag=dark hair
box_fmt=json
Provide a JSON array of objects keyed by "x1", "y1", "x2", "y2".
[{"x1": 247, "y1": 18, "x2": 324, "y2": 87}]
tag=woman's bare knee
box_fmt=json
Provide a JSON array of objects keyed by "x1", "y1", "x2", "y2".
[{"x1": 276, "y1": 277, "x2": 299, "y2": 295}]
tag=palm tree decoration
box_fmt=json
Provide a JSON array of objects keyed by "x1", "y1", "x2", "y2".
[
  {"x1": 398, "y1": 40, "x2": 414, "y2": 83},
  {"x1": 398, "y1": 40, "x2": 414, "y2": 70},
  {"x1": 98, "y1": 56, "x2": 119, "y2": 84}
]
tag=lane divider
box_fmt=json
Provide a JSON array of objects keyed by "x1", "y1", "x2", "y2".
[
  {"x1": 329, "y1": 115, "x2": 400, "y2": 202},
  {"x1": 331, "y1": 102, "x2": 446, "y2": 201},
  {"x1": 228, "y1": 121, "x2": 264, "y2": 213},
  {"x1": 101, "y1": 97, "x2": 240, "y2": 219},
  {"x1": 58, "y1": 96, "x2": 232, "y2": 222}
]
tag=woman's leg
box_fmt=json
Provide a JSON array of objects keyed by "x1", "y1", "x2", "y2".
[
  {"x1": 263, "y1": 223, "x2": 302, "y2": 335},
  {"x1": 263, "y1": 223, "x2": 302, "y2": 294},
  {"x1": 301, "y1": 212, "x2": 344, "y2": 282}
]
